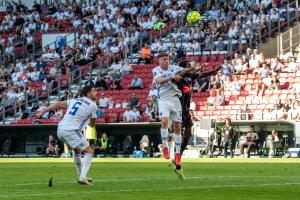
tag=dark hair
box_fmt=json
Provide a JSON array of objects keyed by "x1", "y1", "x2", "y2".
[
  {"x1": 250, "y1": 125, "x2": 255, "y2": 129},
  {"x1": 158, "y1": 52, "x2": 169, "y2": 58},
  {"x1": 81, "y1": 86, "x2": 94, "y2": 97}
]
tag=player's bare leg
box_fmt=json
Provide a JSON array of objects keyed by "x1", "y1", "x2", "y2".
[
  {"x1": 78, "y1": 146, "x2": 94, "y2": 185},
  {"x1": 161, "y1": 117, "x2": 170, "y2": 159}
]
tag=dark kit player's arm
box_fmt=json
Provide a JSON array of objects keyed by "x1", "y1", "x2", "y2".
[
  {"x1": 175, "y1": 67, "x2": 196, "y2": 78},
  {"x1": 33, "y1": 101, "x2": 68, "y2": 119}
]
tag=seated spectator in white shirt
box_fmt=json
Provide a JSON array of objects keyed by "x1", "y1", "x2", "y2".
[
  {"x1": 191, "y1": 39, "x2": 200, "y2": 52},
  {"x1": 215, "y1": 37, "x2": 226, "y2": 51},
  {"x1": 128, "y1": 75, "x2": 144, "y2": 89},
  {"x1": 107, "y1": 98, "x2": 114, "y2": 109},
  {"x1": 207, "y1": 90, "x2": 225, "y2": 106},
  {"x1": 120, "y1": 62, "x2": 132, "y2": 75},
  {"x1": 271, "y1": 104, "x2": 285, "y2": 119},
  {"x1": 123, "y1": 108, "x2": 135, "y2": 122},
  {"x1": 151, "y1": 38, "x2": 162, "y2": 54},
  {"x1": 115, "y1": 100, "x2": 121, "y2": 108},
  {"x1": 122, "y1": 99, "x2": 129, "y2": 109},
  {"x1": 132, "y1": 107, "x2": 141, "y2": 122},
  {"x1": 98, "y1": 93, "x2": 109, "y2": 108},
  {"x1": 270, "y1": 57, "x2": 282, "y2": 72},
  {"x1": 258, "y1": 64, "x2": 271, "y2": 79},
  {"x1": 287, "y1": 57, "x2": 298, "y2": 72}
]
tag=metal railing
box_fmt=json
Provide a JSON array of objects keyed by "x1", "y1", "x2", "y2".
[
  {"x1": 277, "y1": 22, "x2": 300, "y2": 54},
  {"x1": 206, "y1": 111, "x2": 300, "y2": 122}
]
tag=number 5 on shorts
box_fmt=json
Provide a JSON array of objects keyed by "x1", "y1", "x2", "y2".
[{"x1": 69, "y1": 102, "x2": 82, "y2": 116}]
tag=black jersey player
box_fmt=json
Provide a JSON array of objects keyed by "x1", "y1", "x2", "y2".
[{"x1": 171, "y1": 59, "x2": 219, "y2": 179}]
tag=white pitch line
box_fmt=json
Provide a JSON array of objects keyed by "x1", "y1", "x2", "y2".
[
  {"x1": 0, "y1": 175, "x2": 299, "y2": 187},
  {"x1": 0, "y1": 182, "x2": 300, "y2": 198}
]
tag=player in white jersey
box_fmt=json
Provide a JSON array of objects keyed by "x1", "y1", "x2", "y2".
[
  {"x1": 33, "y1": 86, "x2": 97, "y2": 185},
  {"x1": 153, "y1": 52, "x2": 194, "y2": 180}
]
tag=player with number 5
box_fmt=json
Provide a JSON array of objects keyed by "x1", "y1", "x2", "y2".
[{"x1": 33, "y1": 86, "x2": 98, "y2": 185}]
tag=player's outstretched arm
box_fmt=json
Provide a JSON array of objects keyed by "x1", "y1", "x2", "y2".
[
  {"x1": 156, "y1": 75, "x2": 182, "y2": 84},
  {"x1": 33, "y1": 101, "x2": 68, "y2": 119}
]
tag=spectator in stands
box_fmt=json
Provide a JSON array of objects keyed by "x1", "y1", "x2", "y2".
[
  {"x1": 94, "y1": 73, "x2": 107, "y2": 90},
  {"x1": 287, "y1": 57, "x2": 298, "y2": 72},
  {"x1": 98, "y1": 92, "x2": 109, "y2": 108},
  {"x1": 46, "y1": 134, "x2": 60, "y2": 157},
  {"x1": 132, "y1": 107, "x2": 141, "y2": 122},
  {"x1": 123, "y1": 108, "x2": 135, "y2": 122},
  {"x1": 109, "y1": 70, "x2": 122, "y2": 90},
  {"x1": 60, "y1": 91, "x2": 69, "y2": 101},
  {"x1": 290, "y1": 100, "x2": 300, "y2": 120},
  {"x1": 31, "y1": 101, "x2": 39, "y2": 113},
  {"x1": 207, "y1": 90, "x2": 225, "y2": 106},
  {"x1": 120, "y1": 60, "x2": 132, "y2": 75},
  {"x1": 122, "y1": 99, "x2": 129, "y2": 109},
  {"x1": 268, "y1": 129, "x2": 282, "y2": 158},
  {"x1": 224, "y1": 76, "x2": 240, "y2": 92},
  {"x1": 222, "y1": 59, "x2": 234, "y2": 76},
  {"x1": 270, "y1": 57, "x2": 283, "y2": 73},
  {"x1": 52, "y1": 107, "x2": 64, "y2": 119},
  {"x1": 208, "y1": 127, "x2": 222, "y2": 157},
  {"x1": 74, "y1": 90, "x2": 82, "y2": 98},
  {"x1": 67, "y1": 91, "x2": 73, "y2": 100},
  {"x1": 151, "y1": 38, "x2": 163, "y2": 54},
  {"x1": 96, "y1": 107, "x2": 105, "y2": 118},
  {"x1": 115, "y1": 100, "x2": 122, "y2": 109},
  {"x1": 130, "y1": 93, "x2": 140, "y2": 109},
  {"x1": 215, "y1": 37, "x2": 226, "y2": 51},
  {"x1": 94, "y1": 133, "x2": 112, "y2": 156},
  {"x1": 145, "y1": 101, "x2": 153, "y2": 118},
  {"x1": 221, "y1": 118, "x2": 235, "y2": 158},
  {"x1": 107, "y1": 98, "x2": 114, "y2": 109},
  {"x1": 85, "y1": 74, "x2": 95, "y2": 86},
  {"x1": 271, "y1": 104, "x2": 285, "y2": 119},
  {"x1": 240, "y1": 126, "x2": 259, "y2": 158},
  {"x1": 137, "y1": 43, "x2": 152, "y2": 64},
  {"x1": 197, "y1": 76, "x2": 209, "y2": 92},
  {"x1": 128, "y1": 75, "x2": 144, "y2": 89},
  {"x1": 270, "y1": 73, "x2": 280, "y2": 90}
]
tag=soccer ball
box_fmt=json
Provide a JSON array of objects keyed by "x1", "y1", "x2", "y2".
[{"x1": 186, "y1": 11, "x2": 201, "y2": 25}]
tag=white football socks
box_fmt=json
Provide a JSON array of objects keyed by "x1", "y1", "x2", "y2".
[
  {"x1": 73, "y1": 154, "x2": 82, "y2": 177},
  {"x1": 174, "y1": 133, "x2": 182, "y2": 154},
  {"x1": 160, "y1": 128, "x2": 168, "y2": 147},
  {"x1": 80, "y1": 153, "x2": 93, "y2": 179}
]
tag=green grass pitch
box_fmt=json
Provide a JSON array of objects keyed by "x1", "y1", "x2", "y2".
[{"x1": 1, "y1": 158, "x2": 300, "y2": 200}]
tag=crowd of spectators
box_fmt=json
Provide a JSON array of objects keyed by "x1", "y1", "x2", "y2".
[{"x1": 153, "y1": 0, "x2": 291, "y2": 53}]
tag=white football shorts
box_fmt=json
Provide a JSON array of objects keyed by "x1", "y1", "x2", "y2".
[
  {"x1": 158, "y1": 97, "x2": 182, "y2": 122},
  {"x1": 57, "y1": 129, "x2": 89, "y2": 151}
]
